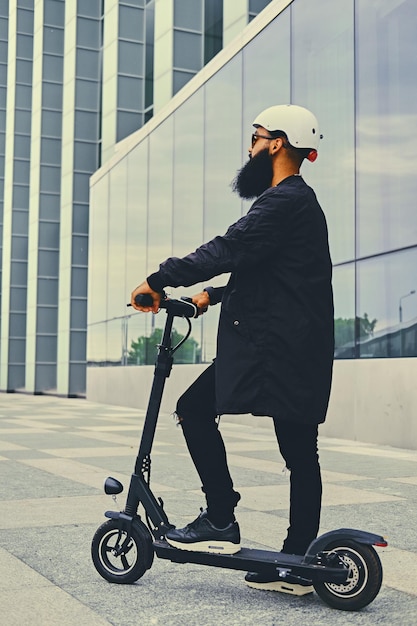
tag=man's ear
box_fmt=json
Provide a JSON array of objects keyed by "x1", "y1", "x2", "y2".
[{"x1": 270, "y1": 137, "x2": 283, "y2": 154}]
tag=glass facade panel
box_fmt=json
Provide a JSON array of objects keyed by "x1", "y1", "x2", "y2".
[
  {"x1": 12, "y1": 210, "x2": 28, "y2": 234},
  {"x1": 76, "y1": 49, "x2": 100, "y2": 80},
  {"x1": 72, "y1": 234, "x2": 88, "y2": 267},
  {"x1": 249, "y1": 0, "x2": 270, "y2": 12},
  {"x1": 41, "y1": 138, "x2": 61, "y2": 164},
  {"x1": 17, "y1": 35, "x2": 33, "y2": 60},
  {"x1": 44, "y1": 0, "x2": 65, "y2": 26},
  {"x1": 292, "y1": 0, "x2": 355, "y2": 265},
  {"x1": 42, "y1": 53, "x2": 63, "y2": 80},
  {"x1": 37, "y1": 277, "x2": 58, "y2": 305},
  {"x1": 38, "y1": 250, "x2": 58, "y2": 285},
  {"x1": 14, "y1": 134, "x2": 31, "y2": 158},
  {"x1": 39, "y1": 193, "x2": 60, "y2": 220},
  {"x1": 356, "y1": 0, "x2": 417, "y2": 257},
  {"x1": 13, "y1": 184, "x2": 29, "y2": 207},
  {"x1": 43, "y1": 26, "x2": 64, "y2": 54},
  {"x1": 77, "y1": 0, "x2": 102, "y2": 19},
  {"x1": 118, "y1": 41, "x2": 144, "y2": 76},
  {"x1": 117, "y1": 111, "x2": 143, "y2": 142},
  {"x1": 9, "y1": 338, "x2": 26, "y2": 362},
  {"x1": 38, "y1": 221, "x2": 59, "y2": 248},
  {"x1": 333, "y1": 264, "x2": 355, "y2": 359},
  {"x1": 10, "y1": 287, "x2": 27, "y2": 311},
  {"x1": 147, "y1": 116, "x2": 174, "y2": 274},
  {"x1": 74, "y1": 141, "x2": 98, "y2": 171},
  {"x1": 10, "y1": 261, "x2": 28, "y2": 287},
  {"x1": 75, "y1": 79, "x2": 100, "y2": 110},
  {"x1": 17, "y1": 10, "x2": 34, "y2": 35},
  {"x1": 9, "y1": 313, "x2": 26, "y2": 337},
  {"x1": 117, "y1": 75, "x2": 144, "y2": 110},
  {"x1": 71, "y1": 299, "x2": 87, "y2": 329},
  {"x1": 357, "y1": 249, "x2": 417, "y2": 358},
  {"x1": 0, "y1": 18, "x2": 7, "y2": 39},
  {"x1": 36, "y1": 335, "x2": 57, "y2": 362},
  {"x1": 174, "y1": 0, "x2": 202, "y2": 31},
  {"x1": 87, "y1": 178, "x2": 109, "y2": 329},
  {"x1": 40, "y1": 165, "x2": 61, "y2": 193},
  {"x1": 173, "y1": 70, "x2": 194, "y2": 94},
  {"x1": 15, "y1": 84, "x2": 32, "y2": 108},
  {"x1": 125, "y1": 139, "x2": 148, "y2": 307},
  {"x1": 71, "y1": 267, "x2": 88, "y2": 297},
  {"x1": 173, "y1": 30, "x2": 202, "y2": 71},
  {"x1": 41, "y1": 110, "x2": 61, "y2": 136},
  {"x1": 204, "y1": 56, "x2": 242, "y2": 241},
  {"x1": 73, "y1": 173, "x2": 90, "y2": 202},
  {"x1": 119, "y1": 5, "x2": 144, "y2": 41},
  {"x1": 16, "y1": 60, "x2": 33, "y2": 84},
  {"x1": 242, "y1": 13, "x2": 290, "y2": 151},
  {"x1": 107, "y1": 162, "x2": 128, "y2": 320},
  {"x1": 77, "y1": 17, "x2": 101, "y2": 48},
  {"x1": 36, "y1": 306, "x2": 58, "y2": 333},
  {"x1": 172, "y1": 90, "x2": 204, "y2": 260},
  {"x1": 75, "y1": 111, "x2": 99, "y2": 141},
  {"x1": 42, "y1": 81, "x2": 63, "y2": 109},
  {"x1": 35, "y1": 364, "x2": 56, "y2": 390},
  {"x1": 70, "y1": 330, "x2": 86, "y2": 361},
  {"x1": 11, "y1": 235, "x2": 28, "y2": 260}
]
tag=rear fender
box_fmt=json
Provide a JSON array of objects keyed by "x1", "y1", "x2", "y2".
[{"x1": 303, "y1": 528, "x2": 387, "y2": 562}]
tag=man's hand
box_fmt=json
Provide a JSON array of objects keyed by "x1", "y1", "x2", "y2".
[
  {"x1": 131, "y1": 281, "x2": 161, "y2": 313},
  {"x1": 192, "y1": 290, "x2": 210, "y2": 315}
]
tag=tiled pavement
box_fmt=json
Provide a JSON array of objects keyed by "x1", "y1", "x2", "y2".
[{"x1": 0, "y1": 393, "x2": 417, "y2": 626}]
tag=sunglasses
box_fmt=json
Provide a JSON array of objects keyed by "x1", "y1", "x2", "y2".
[{"x1": 251, "y1": 133, "x2": 274, "y2": 147}]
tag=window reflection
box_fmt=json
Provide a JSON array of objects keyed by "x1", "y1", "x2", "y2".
[
  {"x1": 357, "y1": 250, "x2": 417, "y2": 358},
  {"x1": 107, "y1": 162, "x2": 128, "y2": 320},
  {"x1": 172, "y1": 91, "x2": 204, "y2": 259},
  {"x1": 292, "y1": 0, "x2": 355, "y2": 265},
  {"x1": 88, "y1": 178, "x2": 109, "y2": 325},
  {"x1": 333, "y1": 264, "x2": 355, "y2": 359},
  {"x1": 242, "y1": 12, "x2": 290, "y2": 145},
  {"x1": 356, "y1": 0, "x2": 417, "y2": 257},
  {"x1": 204, "y1": 56, "x2": 243, "y2": 242},
  {"x1": 125, "y1": 139, "x2": 148, "y2": 304},
  {"x1": 148, "y1": 116, "x2": 174, "y2": 337}
]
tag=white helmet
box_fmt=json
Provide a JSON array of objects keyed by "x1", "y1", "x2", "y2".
[{"x1": 253, "y1": 104, "x2": 322, "y2": 160}]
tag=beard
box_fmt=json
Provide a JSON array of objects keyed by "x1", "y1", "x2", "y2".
[{"x1": 231, "y1": 148, "x2": 274, "y2": 199}]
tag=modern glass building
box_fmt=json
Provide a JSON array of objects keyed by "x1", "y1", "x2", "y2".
[
  {"x1": 0, "y1": 0, "x2": 270, "y2": 396},
  {"x1": 87, "y1": 0, "x2": 417, "y2": 450}
]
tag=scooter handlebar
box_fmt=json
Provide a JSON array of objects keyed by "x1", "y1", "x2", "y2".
[{"x1": 134, "y1": 293, "x2": 199, "y2": 318}]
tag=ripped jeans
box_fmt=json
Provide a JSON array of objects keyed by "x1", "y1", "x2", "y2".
[{"x1": 175, "y1": 363, "x2": 322, "y2": 555}]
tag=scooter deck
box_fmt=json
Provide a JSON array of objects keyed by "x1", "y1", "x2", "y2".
[{"x1": 153, "y1": 541, "x2": 348, "y2": 584}]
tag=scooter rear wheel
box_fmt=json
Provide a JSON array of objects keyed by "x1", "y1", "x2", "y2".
[
  {"x1": 91, "y1": 518, "x2": 154, "y2": 584},
  {"x1": 313, "y1": 539, "x2": 383, "y2": 611}
]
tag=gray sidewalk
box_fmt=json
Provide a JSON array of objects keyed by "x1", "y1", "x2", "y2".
[{"x1": 0, "y1": 393, "x2": 416, "y2": 626}]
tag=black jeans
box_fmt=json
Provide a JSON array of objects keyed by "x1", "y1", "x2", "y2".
[{"x1": 176, "y1": 363, "x2": 322, "y2": 555}]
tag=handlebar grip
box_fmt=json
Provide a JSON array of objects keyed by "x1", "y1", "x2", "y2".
[{"x1": 134, "y1": 293, "x2": 154, "y2": 307}]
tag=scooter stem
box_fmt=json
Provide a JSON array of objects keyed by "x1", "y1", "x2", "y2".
[{"x1": 134, "y1": 310, "x2": 175, "y2": 475}]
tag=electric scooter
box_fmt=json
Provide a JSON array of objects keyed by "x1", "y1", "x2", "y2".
[{"x1": 91, "y1": 294, "x2": 387, "y2": 611}]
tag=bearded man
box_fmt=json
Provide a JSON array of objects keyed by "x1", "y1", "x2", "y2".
[{"x1": 131, "y1": 104, "x2": 334, "y2": 596}]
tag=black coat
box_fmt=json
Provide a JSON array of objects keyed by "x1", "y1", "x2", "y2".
[{"x1": 147, "y1": 175, "x2": 334, "y2": 425}]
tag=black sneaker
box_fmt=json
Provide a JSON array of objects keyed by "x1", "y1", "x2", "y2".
[
  {"x1": 245, "y1": 571, "x2": 314, "y2": 596},
  {"x1": 165, "y1": 509, "x2": 240, "y2": 554}
]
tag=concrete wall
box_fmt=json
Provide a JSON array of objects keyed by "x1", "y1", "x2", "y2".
[{"x1": 86, "y1": 358, "x2": 417, "y2": 450}]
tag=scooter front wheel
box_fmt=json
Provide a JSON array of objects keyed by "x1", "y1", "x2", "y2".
[
  {"x1": 91, "y1": 518, "x2": 154, "y2": 584},
  {"x1": 313, "y1": 539, "x2": 383, "y2": 611}
]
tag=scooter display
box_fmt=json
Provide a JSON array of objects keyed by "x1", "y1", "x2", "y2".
[{"x1": 91, "y1": 294, "x2": 387, "y2": 611}]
